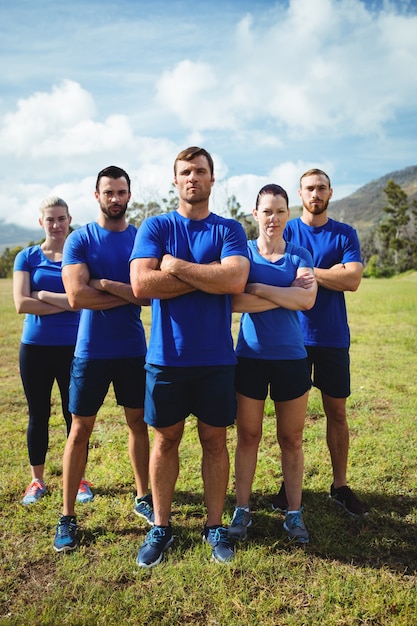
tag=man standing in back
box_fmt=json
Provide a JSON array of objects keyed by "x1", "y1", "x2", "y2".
[
  {"x1": 53, "y1": 166, "x2": 153, "y2": 552},
  {"x1": 130, "y1": 146, "x2": 250, "y2": 567},
  {"x1": 273, "y1": 168, "x2": 368, "y2": 518}
]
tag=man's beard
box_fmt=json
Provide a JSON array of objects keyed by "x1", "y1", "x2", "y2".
[
  {"x1": 100, "y1": 202, "x2": 128, "y2": 220},
  {"x1": 305, "y1": 197, "x2": 330, "y2": 216}
]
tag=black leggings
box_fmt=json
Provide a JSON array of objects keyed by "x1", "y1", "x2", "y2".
[{"x1": 19, "y1": 343, "x2": 74, "y2": 466}]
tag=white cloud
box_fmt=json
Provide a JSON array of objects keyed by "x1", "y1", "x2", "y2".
[{"x1": 0, "y1": 0, "x2": 416, "y2": 230}]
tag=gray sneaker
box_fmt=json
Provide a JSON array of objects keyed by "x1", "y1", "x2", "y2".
[
  {"x1": 227, "y1": 507, "x2": 252, "y2": 541},
  {"x1": 203, "y1": 526, "x2": 235, "y2": 563},
  {"x1": 283, "y1": 509, "x2": 309, "y2": 544}
]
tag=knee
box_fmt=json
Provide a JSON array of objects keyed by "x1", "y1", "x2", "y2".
[
  {"x1": 278, "y1": 433, "x2": 303, "y2": 454},
  {"x1": 237, "y1": 428, "x2": 262, "y2": 449},
  {"x1": 68, "y1": 419, "x2": 93, "y2": 446}
]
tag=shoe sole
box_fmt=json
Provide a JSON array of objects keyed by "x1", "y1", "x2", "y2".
[
  {"x1": 271, "y1": 502, "x2": 287, "y2": 513},
  {"x1": 134, "y1": 510, "x2": 155, "y2": 526},
  {"x1": 76, "y1": 496, "x2": 94, "y2": 503},
  {"x1": 53, "y1": 543, "x2": 77, "y2": 553},
  {"x1": 136, "y1": 536, "x2": 174, "y2": 568},
  {"x1": 329, "y1": 495, "x2": 369, "y2": 519},
  {"x1": 283, "y1": 522, "x2": 309, "y2": 544}
]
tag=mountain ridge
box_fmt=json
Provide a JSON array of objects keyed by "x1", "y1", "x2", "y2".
[{"x1": 1, "y1": 165, "x2": 416, "y2": 250}]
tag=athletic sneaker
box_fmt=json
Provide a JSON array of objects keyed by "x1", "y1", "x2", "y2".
[
  {"x1": 54, "y1": 516, "x2": 77, "y2": 552},
  {"x1": 22, "y1": 479, "x2": 47, "y2": 505},
  {"x1": 227, "y1": 507, "x2": 252, "y2": 541},
  {"x1": 271, "y1": 482, "x2": 288, "y2": 513},
  {"x1": 329, "y1": 484, "x2": 369, "y2": 518},
  {"x1": 76, "y1": 479, "x2": 94, "y2": 503},
  {"x1": 283, "y1": 509, "x2": 309, "y2": 544},
  {"x1": 136, "y1": 525, "x2": 174, "y2": 568},
  {"x1": 203, "y1": 525, "x2": 235, "y2": 563},
  {"x1": 134, "y1": 494, "x2": 155, "y2": 526}
]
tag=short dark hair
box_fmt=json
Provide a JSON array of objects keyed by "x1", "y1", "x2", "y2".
[
  {"x1": 300, "y1": 169, "x2": 331, "y2": 188},
  {"x1": 255, "y1": 184, "x2": 289, "y2": 210},
  {"x1": 174, "y1": 146, "x2": 214, "y2": 176},
  {"x1": 96, "y1": 166, "x2": 131, "y2": 192}
]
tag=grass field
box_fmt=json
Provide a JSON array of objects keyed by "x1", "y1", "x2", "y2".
[{"x1": 1, "y1": 274, "x2": 417, "y2": 625}]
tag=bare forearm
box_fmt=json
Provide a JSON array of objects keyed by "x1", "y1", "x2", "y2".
[
  {"x1": 90, "y1": 278, "x2": 150, "y2": 306},
  {"x1": 131, "y1": 269, "x2": 196, "y2": 300},
  {"x1": 246, "y1": 282, "x2": 317, "y2": 311},
  {"x1": 34, "y1": 290, "x2": 75, "y2": 311},
  {"x1": 67, "y1": 284, "x2": 128, "y2": 310},
  {"x1": 160, "y1": 255, "x2": 249, "y2": 295},
  {"x1": 15, "y1": 295, "x2": 65, "y2": 315},
  {"x1": 232, "y1": 292, "x2": 279, "y2": 313},
  {"x1": 314, "y1": 262, "x2": 363, "y2": 292}
]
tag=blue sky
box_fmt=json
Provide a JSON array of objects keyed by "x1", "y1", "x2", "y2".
[{"x1": 1, "y1": 0, "x2": 416, "y2": 227}]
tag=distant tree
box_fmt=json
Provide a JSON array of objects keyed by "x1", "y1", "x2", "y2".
[
  {"x1": 0, "y1": 245, "x2": 24, "y2": 278},
  {"x1": 161, "y1": 184, "x2": 179, "y2": 213},
  {"x1": 363, "y1": 179, "x2": 417, "y2": 276},
  {"x1": 227, "y1": 194, "x2": 257, "y2": 240},
  {"x1": 126, "y1": 201, "x2": 162, "y2": 228}
]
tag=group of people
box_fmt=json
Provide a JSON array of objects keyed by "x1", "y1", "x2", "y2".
[{"x1": 13, "y1": 146, "x2": 368, "y2": 569}]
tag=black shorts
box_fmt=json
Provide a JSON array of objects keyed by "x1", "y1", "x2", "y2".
[
  {"x1": 69, "y1": 356, "x2": 146, "y2": 417},
  {"x1": 235, "y1": 357, "x2": 312, "y2": 402},
  {"x1": 306, "y1": 346, "x2": 350, "y2": 398},
  {"x1": 144, "y1": 363, "x2": 236, "y2": 428}
]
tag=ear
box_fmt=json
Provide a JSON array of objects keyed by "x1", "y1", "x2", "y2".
[
  {"x1": 94, "y1": 190, "x2": 99, "y2": 201},
  {"x1": 252, "y1": 208, "x2": 259, "y2": 222},
  {"x1": 38, "y1": 216, "x2": 43, "y2": 227}
]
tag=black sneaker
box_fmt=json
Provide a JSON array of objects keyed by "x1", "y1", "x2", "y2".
[
  {"x1": 136, "y1": 525, "x2": 174, "y2": 568},
  {"x1": 203, "y1": 525, "x2": 234, "y2": 563},
  {"x1": 271, "y1": 482, "x2": 288, "y2": 513},
  {"x1": 329, "y1": 484, "x2": 369, "y2": 518}
]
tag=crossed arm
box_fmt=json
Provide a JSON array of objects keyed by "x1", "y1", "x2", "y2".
[
  {"x1": 62, "y1": 263, "x2": 150, "y2": 310},
  {"x1": 13, "y1": 271, "x2": 75, "y2": 315},
  {"x1": 130, "y1": 254, "x2": 250, "y2": 300},
  {"x1": 313, "y1": 261, "x2": 363, "y2": 292},
  {"x1": 232, "y1": 269, "x2": 317, "y2": 313}
]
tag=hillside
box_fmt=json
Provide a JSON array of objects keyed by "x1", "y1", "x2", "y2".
[
  {"x1": 0, "y1": 220, "x2": 43, "y2": 253},
  {"x1": 287, "y1": 165, "x2": 417, "y2": 238},
  {"x1": 327, "y1": 165, "x2": 417, "y2": 236},
  {"x1": 1, "y1": 166, "x2": 416, "y2": 250}
]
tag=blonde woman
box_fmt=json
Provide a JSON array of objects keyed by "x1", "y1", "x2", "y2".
[{"x1": 13, "y1": 197, "x2": 92, "y2": 505}]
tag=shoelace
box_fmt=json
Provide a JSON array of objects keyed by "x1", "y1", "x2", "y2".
[
  {"x1": 24, "y1": 480, "x2": 45, "y2": 497},
  {"x1": 148, "y1": 527, "x2": 170, "y2": 545},
  {"x1": 209, "y1": 527, "x2": 230, "y2": 545},
  {"x1": 78, "y1": 480, "x2": 92, "y2": 493},
  {"x1": 57, "y1": 520, "x2": 76, "y2": 537},
  {"x1": 287, "y1": 512, "x2": 305, "y2": 529}
]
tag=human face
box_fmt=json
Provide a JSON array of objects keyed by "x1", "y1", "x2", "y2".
[
  {"x1": 254, "y1": 193, "x2": 289, "y2": 239},
  {"x1": 299, "y1": 174, "x2": 333, "y2": 216},
  {"x1": 95, "y1": 176, "x2": 131, "y2": 220},
  {"x1": 39, "y1": 206, "x2": 71, "y2": 240},
  {"x1": 174, "y1": 155, "x2": 214, "y2": 205}
]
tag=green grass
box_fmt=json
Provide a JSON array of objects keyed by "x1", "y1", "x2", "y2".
[{"x1": 1, "y1": 275, "x2": 417, "y2": 625}]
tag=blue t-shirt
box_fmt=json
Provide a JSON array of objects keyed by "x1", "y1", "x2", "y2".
[
  {"x1": 13, "y1": 245, "x2": 80, "y2": 346},
  {"x1": 130, "y1": 211, "x2": 248, "y2": 367},
  {"x1": 62, "y1": 222, "x2": 146, "y2": 359},
  {"x1": 236, "y1": 240, "x2": 313, "y2": 360},
  {"x1": 284, "y1": 217, "x2": 362, "y2": 348}
]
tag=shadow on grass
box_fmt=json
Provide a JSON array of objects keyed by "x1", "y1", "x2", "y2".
[
  {"x1": 72, "y1": 488, "x2": 417, "y2": 575},
  {"x1": 230, "y1": 489, "x2": 417, "y2": 575}
]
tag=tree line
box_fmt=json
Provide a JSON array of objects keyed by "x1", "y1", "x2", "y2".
[{"x1": 1, "y1": 180, "x2": 416, "y2": 279}]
